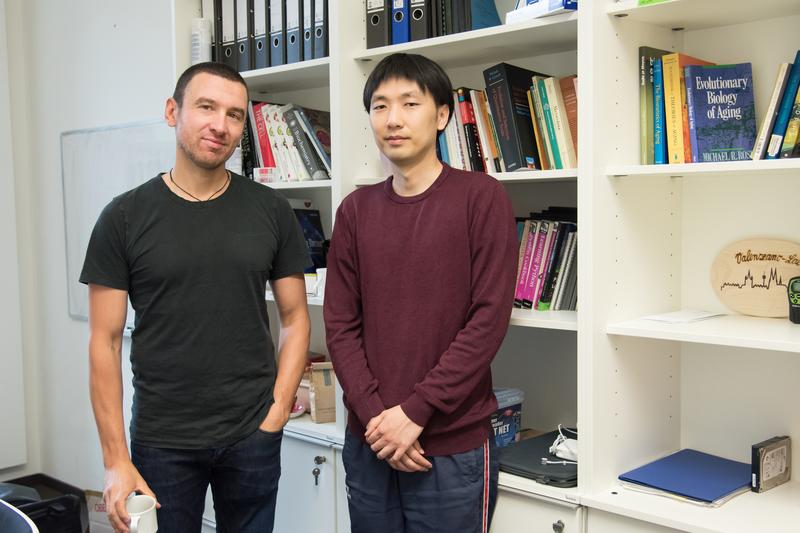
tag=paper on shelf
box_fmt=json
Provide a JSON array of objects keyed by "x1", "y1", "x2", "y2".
[{"x1": 641, "y1": 310, "x2": 724, "y2": 324}]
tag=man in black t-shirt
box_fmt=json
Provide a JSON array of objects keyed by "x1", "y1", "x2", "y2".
[{"x1": 80, "y1": 62, "x2": 311, "y2": 533}]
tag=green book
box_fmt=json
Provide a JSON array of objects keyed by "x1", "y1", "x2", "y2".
[{"x1": 537, "y1": 77, "x2": 562, "y2": 170}]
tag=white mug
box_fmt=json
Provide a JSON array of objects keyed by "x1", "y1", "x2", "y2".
[{"x1": 125, "y1": 494, "x2": 158, "y2": 533}]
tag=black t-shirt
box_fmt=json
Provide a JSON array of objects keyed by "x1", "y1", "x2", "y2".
[{"x1": 80, "y1": 173, "x2": 311, "y2": 448}]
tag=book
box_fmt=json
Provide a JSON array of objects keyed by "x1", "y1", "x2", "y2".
[
  {"x1": 559, "y1": 75, "x2": 578, "y2": 154},
  {"x1": 536, "y1": 76, "x2": 562, "y2": 169},
  {"x1": 544, "y1": 76, "x2": 577, "y2": 168},
  {"x1": 653, "y1": 58, "x2": 667, "y2": 164},
  {"x1": 662, "y1": 52, "x2": 714, "y2": 164},
  {"x1": 483, "y1": 62, "x2": 548, "y2": 171},
  {"x1": 281, "y1": 104, "x2": 329, "y2": 180},
  {"x1": 470, "y1": 89, "x2": 497, "y2": 172},
  {"x1": 752, "y1": 62, "x2": 792, "y2": 160},
  {"x1": 684, "y1": 63, "x2": 757, "y2": 163},
  {"x1": 530, "y1": 77, "x2": 556, "y2": 170},
  {"x1": 779, "y1": 87, "x2": 800, "y2": 158},
  {"x1": 456, "y1": 88, "x2": 486, "y2": 172},
  {"x1": 639, "y1": 47, "x2": 670, "y2": 164},
  {"x1": 619, "y1": 449, "x2": 751, "y2": 506},
  {"x1": 292, "y1": 205, "x2": 326, "y2": 272},
  {"x1": 767, "y1": 50, "x2": 800, "y2": 159},
  {"x1": 297, "y1": 106, "x2": 332, "y2": 170},
  {"x1": 526, "y1": 88, "x2": 550, "y2": 170}
]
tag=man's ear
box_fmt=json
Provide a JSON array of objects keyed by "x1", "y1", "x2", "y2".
[
  {"x1": 165, "y1": 98, "x2": 178, "y2": 127},
  {"x1": 436, "y1": 104, "x2": 450, "y2": 131}
]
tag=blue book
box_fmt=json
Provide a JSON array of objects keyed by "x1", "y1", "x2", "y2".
[
  {"x1": 653, "y1": 58, "x2": 667, "y2": 164},
  {"x1": 438, "y1": 132, "x2": 450, "y2": 165},
  {"x1": 767, "y1": 49, "x2": 800, "y2": 159},
  {"x1": 619, "y1": 449, "x2": 751, "y2": 504},
  {"x1": 684, "y1": 63, "x2": 756, "y2": 163}
]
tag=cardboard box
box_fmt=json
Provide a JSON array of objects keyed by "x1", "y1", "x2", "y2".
[
  {"x1": 309, "y1": 362, "x2": 336, "y2": 423},
  {"x1": 86, "y1": 490, "x2": 115, "y2": 533},
  {"x1": 491, "y1": 388, "x2": 524, "y2": 448}
]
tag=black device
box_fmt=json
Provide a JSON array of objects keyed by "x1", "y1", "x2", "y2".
[{"x1": 789, "y1": 276, "x2": 800, "y2": 324}]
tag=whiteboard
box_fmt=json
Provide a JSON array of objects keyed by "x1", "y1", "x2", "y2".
[{"x1": 61, "y1": 120, "x2": 175, "y2": 326}]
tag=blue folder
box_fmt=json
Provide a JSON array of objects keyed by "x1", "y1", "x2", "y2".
[{"x1": 619, "y1": 449, "x2": 751, "y2": 504}]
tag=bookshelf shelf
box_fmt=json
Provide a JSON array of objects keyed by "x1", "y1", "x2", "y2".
[
  {"x1": 510, "y1": 309, "x2": 578, "y2": 331},
  {"x1": 606, "y1": 0, "x2": 800, "y2": 31},
  {"x1": 353, "y1": 12, "x2": 578, "y2": 69},
  {"x1": 241, "y1": 57, "x2": 330, "y2": 93},
  {"x1": 607, "y1": 314, "x2": 800, "y2": 353},
  {"x1": 584, "y1": 481, "x2": 800, "y2": 533},
  {"x1": 499, "y1": 472, "x2": 581, "y2": 505},
  {"x1": 353, "y1": 169, "x2": 577, "y2": 187},
  {"x1": 284, "y1": 414, "x2": 344, "y2": 446},
  {"x1": 263, "y1": 180, "x2": 333, "y2": 190},
  {"x1": 607, "y1": 159, "x2": 800, "y2": 178}
]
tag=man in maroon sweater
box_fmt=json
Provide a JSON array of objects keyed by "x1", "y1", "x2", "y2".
[{"x1": 324, "y1": 53, "x2": 517, "y2": 533}]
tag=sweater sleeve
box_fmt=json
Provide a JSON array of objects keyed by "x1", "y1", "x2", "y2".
[
  {"x1": 324, "y1": 201, "x2": 386, "y2": 427},
  {"x1": 401, "y1": 181, "x2": 518, "y2": 427}
]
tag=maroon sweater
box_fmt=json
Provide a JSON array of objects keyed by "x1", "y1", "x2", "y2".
[{"x1": 324, "y1": 165, "x2": 518, "y2": 455}]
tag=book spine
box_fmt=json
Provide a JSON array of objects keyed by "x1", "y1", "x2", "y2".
[
  {"x1": 551, "y1": 231, "x2": 574, "y2": 310},
  {"x1": 484, "y1": 67, "x2": 525, "y2": 171},
  {"x1": 753, "y1": 63, "x2": 791, "y2": 160},
  {"x1": 514, "y1": 221, "x2": 535, "y2": 307},
  {"x1": 458, "y1": 88, "x2": 486, "y2": 172},
  {"x1": 662, "y1": 54, "x2": 685, "y2": 164},
  {"x1": 639, "y1": 48, "x2": 651, "y2": 164},
  {"x1": 452, "y1": 91, "x2": 471, "y2": 170},
  {"x1": 560, "y1": 75, "x2": 578, "y2": 155},
  {"x1": 537, "y1": 222, "x2": 570, "y2": 310},
  {"x1": 471, "y1": 89, "x2": 495, "y2": 173},
  {"x1": 247, "y1": 102, "x2": 265, "y2": 167},
  {"x1": 684, "y1": 66, "x2": 700, "y2": 164},
  {"x1": 555, "y1": 232, "x2": 577, "y2": 310},
  {"x1": 263, "y1": 104, "x2": 294, "y2": 182},
  {"x1": 533, "y1": 222, "x2": 558, "y2": 309},
  {"x1": 283, "y1": 106, "x2": 329, "y2": 180},
  {"x1": 680, "y1": 68, "x2": 694, "y2": 163},
  {"x1": 530, "y1": 77, "x2": 555, "y2": 170},
  {"x1": 297, "y1": 107, "x2": 332, "y2": 172},
  {"x1": 546, "y1": 76, "x2": 577, "y2": 168},
  {"x1": 653, "y1": 59, "x2": 667, "y2": 164},
  {"x1": 538, "y1": 77, "x2": 562, "y2": 169},
  {"x1": 481, "y1": 90, "x2": 506, "y2": 171},
  {"x1": 523, "y1": 221, "x2": 549, "y2": 309},
  {"x1": 779, "y1": 88, "x2": 800, "y2": 158},
  {"x1": 526, "y1": 89, "x2": 550, "y2": 170},
  {"x1": 767, "y1": 51, "x2": 800, "y2": 159}
]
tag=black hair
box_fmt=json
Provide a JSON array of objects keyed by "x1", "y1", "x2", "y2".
[
  {"x1": 362, "y1": 53, "x2": 454, "y2": 128},
  {"x1": 172, "y1": 62, "x2": 249, "y2": 107}
]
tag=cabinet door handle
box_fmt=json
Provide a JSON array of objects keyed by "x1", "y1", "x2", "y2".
[
  {"x1": 314, "y1": 455, "x2": 327, "y2": 465},
  {"x1": 552, "y1": 520, "x2": 565, "y2": 533},
  {"x1": 312, "y1": 467, "x2": 321, "y2": 486}
]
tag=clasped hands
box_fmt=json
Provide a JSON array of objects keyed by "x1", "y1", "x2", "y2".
[{"x1": 365, "y1": 405, "x2": 432, "y2": 473}]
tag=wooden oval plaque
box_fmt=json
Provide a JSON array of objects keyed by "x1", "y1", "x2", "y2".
[{"x1": 711, "y1": 238, "x2": 800, "y2": 318}]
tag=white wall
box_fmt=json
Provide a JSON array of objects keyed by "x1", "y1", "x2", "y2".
[{"x1": 3, "y1": 0, "x2": 176, "y2": 489}]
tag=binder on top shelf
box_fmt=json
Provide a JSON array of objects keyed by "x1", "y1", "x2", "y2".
[
  {"x1": 269, "y1": 0, "x2": 286, "y2": 66},
  {"x1": 366, "y1": 0, "x2": 391, "y2": 49},
  {"x1": 285, "y1": 0, "x2": 303, "y2": 64},
  {"x1": 391, "y1": 0, "x2": 410, "y2": 45},
  {"x1": 302, "y1": 0, "x2": 314, "y2": 61},
  {"x1": 235, "y1": 0, "x2": 253, "y2": 72},
  {"x1": 202, "y1": 0, "x2": 221, "y2": 62},
  {"x1": 220, "y1": 0, "x2": 238, "y2": 69},
  {"x1": 313, "y1": 0, "x2": 328, "y2": 58},
  {"x1": 410, "y1": 0, "x2": 430, "y2": 42},
  {"x1": 252, "y1": 0, "x2": 269, "y2": 69}
]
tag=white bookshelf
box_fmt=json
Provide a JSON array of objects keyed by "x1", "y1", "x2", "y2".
[
  {"x1": 263, "y1": 180, "x2": 333, "y2": 190},
  {"x1": 607, "y1": 314, "x2": 800, "y2": 353},
  {"x1": 177, "y1": 0, "x2": 800, "y2": 531},
  {"x1": 510, "y1": 309, "x2": 578, "y2": 331},
  {"x1": 584, "y1": 481, "x2": 800, "y2": 533}
]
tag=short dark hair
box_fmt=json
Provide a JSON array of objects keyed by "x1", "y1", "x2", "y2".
[
  {"x1": 172, "y1": 62, "x2": 249, "y2": 107},
  {"x1": 363, "y1": 53, "x2": 453, "y2": 127}
]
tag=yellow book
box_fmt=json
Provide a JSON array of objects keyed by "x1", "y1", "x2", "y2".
[{"x1": 662, "y1": 53, "x2": 713, "y2": 164}]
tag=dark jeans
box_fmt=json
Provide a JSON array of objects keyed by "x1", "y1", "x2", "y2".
[
  {"x1": 342, "y1": 429, "x2": 499, "y2": 533},
  {"x1": 131, "y1": 428, "x2": 283, "y2": 533}
]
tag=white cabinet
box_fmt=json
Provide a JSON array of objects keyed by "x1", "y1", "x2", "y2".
[
  {"x1": 491, "y1": 489, "x2": 583, "y2": 533},
  {"x1": 274, "y1": 434, "x2": 337, "y2": 533},
  {"x1": 587, "y1": 509, "x2": 682, "y2": 533}
]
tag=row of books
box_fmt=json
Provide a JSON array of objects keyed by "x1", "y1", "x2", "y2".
[
  {"x1": 639, "y1": 47, "x2": 800, "y2": 165},
  {"x1": 514, "y1": 207, "x2": 578, "y2": 312},
  {"x1": 203, "y1": 0, "x2": 328, "y2": 73},
  {"x1": 240, "y1": 101, "x2": 331, "y2": 183},
  {"x1": 365, "y1": 0, "x2": 501, "y2": 49},
  {"x1": 442, "y1": 63, "x2": 578, "y2": 174}
]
